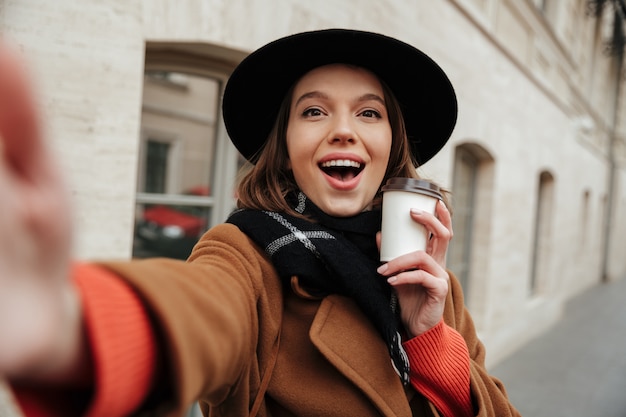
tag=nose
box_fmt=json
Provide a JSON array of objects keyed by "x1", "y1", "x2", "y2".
[{"x1": 328, "y1": 113, "x2": 356, "y2": 144}]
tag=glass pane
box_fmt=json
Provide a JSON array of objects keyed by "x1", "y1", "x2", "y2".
[
  {"x1": 448, "y1": 148, "x2": 478, "y2": 292},
  {"x1": 144, "y1": 140, "x2": 170, "y2": 193},
  {"x1": 133, "y1": 70, "x2": 222, "y2": 259},
  {"x1": 137, "y1": 71, "x2": 220, "y2": 196},
  {"x1": 133, "y1": 202, "x2": 212, "y2": 260}
]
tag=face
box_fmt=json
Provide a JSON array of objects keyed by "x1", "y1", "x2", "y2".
[{"x1": 286, "y1": 64, "x2": 392, "y2": 217}]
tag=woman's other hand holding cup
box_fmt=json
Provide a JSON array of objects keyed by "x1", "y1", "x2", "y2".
[{"x1": 377, "y1": 200, "x2": 453, "y2": 338}]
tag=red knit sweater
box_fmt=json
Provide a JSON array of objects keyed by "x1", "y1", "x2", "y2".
[{"x1": 11, "y1": 264, "x2": 472, "y2": 417}]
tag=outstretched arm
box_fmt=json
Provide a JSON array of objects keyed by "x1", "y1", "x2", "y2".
[{"x1": 0, "y1": 41, "x2": 85, "y2": 384}]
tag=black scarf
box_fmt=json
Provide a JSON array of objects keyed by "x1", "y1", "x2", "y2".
[{"x1": 227, "y1": 192, "x2": 410, "y2": 384}]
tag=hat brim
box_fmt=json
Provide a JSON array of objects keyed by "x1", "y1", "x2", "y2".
[{"x1": 222, "y1": 29, "x2": 457, "y2": 166}]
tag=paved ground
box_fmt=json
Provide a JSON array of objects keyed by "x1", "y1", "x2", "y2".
[{"x1": 492, "y1": 276, "x2": 626, "y2": 417}]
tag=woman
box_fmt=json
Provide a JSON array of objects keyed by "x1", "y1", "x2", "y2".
[{"x1": 0, "y1": 29, "x2": 520, "y2": 416}]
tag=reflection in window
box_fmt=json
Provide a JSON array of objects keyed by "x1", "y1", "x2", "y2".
[
  {"x1": 133, "y1": 70, "x2": 233, "y2": 260},
  {"x1": 134, "y1": 188, "x2": 212, "y2": 260},
  {"x1": 144, "y1": 140, "x2": 170, "y2": 193}
]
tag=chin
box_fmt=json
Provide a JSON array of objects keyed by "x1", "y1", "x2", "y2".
[{"x1": 319, "y1": 200, "x2": 367, "y2": 217}]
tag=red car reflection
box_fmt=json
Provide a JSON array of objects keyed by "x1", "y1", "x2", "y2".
[{"x1": 135, "y1": 186, "x2": 209, "y2": 259}]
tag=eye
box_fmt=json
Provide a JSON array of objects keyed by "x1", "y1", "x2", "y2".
[
  {"x1": 302, "y1": 107, "x2": 324, "y2": 117},
  {"x1": 360, "y1": 109, "x2": 382, "y2": 119}
]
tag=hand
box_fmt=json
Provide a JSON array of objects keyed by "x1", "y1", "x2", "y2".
[
  {"x1": 377, "y1": 200, "x2": 453, "y2": 337},
  {"x1": 0, "y1": 42, "x2": 81, "y2": 381}
]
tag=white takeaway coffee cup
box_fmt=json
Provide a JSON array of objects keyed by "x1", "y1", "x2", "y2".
[{"x1": 380, "y1": 178, "x2": 443, "y2": 262}]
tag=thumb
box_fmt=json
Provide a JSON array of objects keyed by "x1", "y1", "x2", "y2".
[{"x1": 0, "y1": 42, "x2": 49, "y2": 182}]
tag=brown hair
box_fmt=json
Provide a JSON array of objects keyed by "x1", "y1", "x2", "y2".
[{"x1": 235, "y1": 76, "x2": 422, "y2": 217}]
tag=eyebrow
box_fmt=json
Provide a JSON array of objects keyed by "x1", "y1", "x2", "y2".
[
  {"x1": 358, "y1": 93, "x2": 386, "y2": 106},
  {"x1": 294, "y1": 91, "x2": 328, "y2": 107},
  {"x1": 294, "y1": 91, "x2": 385, "y2": 107}
]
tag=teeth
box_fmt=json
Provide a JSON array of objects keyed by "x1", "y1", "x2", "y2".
[{"x1": 320, "y1": 160, "x2": 361, "y2": 168}]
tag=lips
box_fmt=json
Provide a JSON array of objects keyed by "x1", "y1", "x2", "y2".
[
  {"x1": 320, "y1": 159, "x2": 363, "y2": 180},
  {"x1": 318, "y1": 156, "x2": 365, "y2": 189}
]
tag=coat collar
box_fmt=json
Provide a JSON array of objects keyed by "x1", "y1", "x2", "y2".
[{"x1": 309, "y1": 295, "x2": 414, "y2": 417}]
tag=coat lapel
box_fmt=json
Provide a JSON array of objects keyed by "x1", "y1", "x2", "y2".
[{"x1": 309, "y1": 295, "x2": 413, "y2": 417}]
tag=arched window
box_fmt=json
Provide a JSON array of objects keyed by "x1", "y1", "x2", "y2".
[
  {"x1": 530, "y1": 170, "x2": 555, "y2": 295},
  {"x1": 449, "y1": 143, "x2": 495, "y2": 316},
  {"x1": 449, "y1": 147, "x2": 478, "y2": 292},
  {"x1": 132, "y1": 44, "x2": 245, "y2": 261},
  {"x1": 579, "y1": 189, "x2": 591, "y2": 254}
]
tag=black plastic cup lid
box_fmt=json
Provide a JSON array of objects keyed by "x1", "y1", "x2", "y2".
[{"x1": 381, "y1": 177, "x2": 442, "y2": 199}]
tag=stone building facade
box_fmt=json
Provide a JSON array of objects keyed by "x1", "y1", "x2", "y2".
[{"x1": 1, "y1": 1, "x2": 625, "y2": 411}]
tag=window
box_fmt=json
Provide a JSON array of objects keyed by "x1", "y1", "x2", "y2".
[
  {"x1": 448, "y1": 147, "x2": 478, "y2": 293},
  {"x1": 144, "y1": 140, "x2": 170, "y2": 193},
  {"x1": 133, "y1": 46, "x2": 243, "y2": 261},
  {"x1": 448, "y1": 143, "x2": 494, "y2": 321},
  {"x1": 529, "y1": 171, "x2": 555, "y2": 295},
  {"x1": 579, "y1": 189, "x2": 591, "y2": 254}
]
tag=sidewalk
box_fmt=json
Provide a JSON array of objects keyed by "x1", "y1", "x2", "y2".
[{"x1": 491, "y1": 276, "x2": 626, "y2": 417}]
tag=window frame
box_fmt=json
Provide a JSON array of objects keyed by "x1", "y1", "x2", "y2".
[{"x1": 135, "y1": 45, "x2": 243, "y2": 238}]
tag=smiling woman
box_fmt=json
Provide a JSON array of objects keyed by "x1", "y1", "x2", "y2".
[
  {"x1": 283, "y1": 64, "x2": 392, "y2": 217},
  {"x1": 236, "y1": 64, "x2": 420, "y2": 220}
]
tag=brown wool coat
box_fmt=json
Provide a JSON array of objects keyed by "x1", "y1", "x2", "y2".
[{"x1": 104, "y1": 224, "x2": 520, "y2": 417}]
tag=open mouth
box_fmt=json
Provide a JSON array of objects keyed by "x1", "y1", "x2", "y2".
[{"x1": 319, "y1": 159, "x2": 364, "y2": 182}]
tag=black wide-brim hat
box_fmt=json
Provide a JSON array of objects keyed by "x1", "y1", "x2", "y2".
[{"x1": 222, "y1": 28, "x2": 457, "y2": 166}]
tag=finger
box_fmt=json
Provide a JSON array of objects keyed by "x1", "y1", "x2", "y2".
[
  {"x1": 377, "y1": 250, "x2": 445, "y2": 278},
  {"x1": 0, "y1": 42, "x2": 71, "y2": 266},
  {"x1": 387, "y1": 269, "x2": 450, "y2": 309},
  {"x1": 0, "y1": 42, "x2": 48, "y2": 181},
  {"x1": 430, "y1": 200, "x2": 453, "y2": 262},
  {"x1": 411, "y1": 202, "x2": 452, "y2": 264},
  {"x1": 410, "y1": 205, "x2": 451, "y2": 242},
  {"x1": 435, "y1": 199, "x2": 453, "y2": 235},
  {"x1": 387, "y1": 267, "x2": 449, "y2": 286}
]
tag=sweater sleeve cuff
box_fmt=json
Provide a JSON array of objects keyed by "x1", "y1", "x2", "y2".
[
  {"x1": 403, "y1": 320, "x2": 473, "y2": 417},
  {"x1": 13, "y1": 263, "x2": 157, "y2": 417}
]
